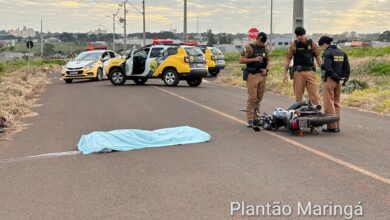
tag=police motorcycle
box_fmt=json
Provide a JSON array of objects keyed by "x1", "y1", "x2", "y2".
[{"x1": 241, "y1": 100, "x2": 340, "y2": 135}]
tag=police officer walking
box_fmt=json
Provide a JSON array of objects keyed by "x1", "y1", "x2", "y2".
[
  {"x1": 239, "y1": 32, "x2": 269, "y2": 127},
  {"x1": 319, "y1": 36, "x2": 350, "y2": 133},
  {"x1": 283, "y1": 27, "x2": 322, "y2": 105}
]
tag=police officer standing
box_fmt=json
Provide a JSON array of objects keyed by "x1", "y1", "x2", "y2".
[
  {"x1": 319, "y1": 36, "x2": 350, "y2": 133},
  {"x1": 239, "y1": 32, "x2": 269, "y2": 127},
  {"x1": 283, "y1": 27, "x2": 322, "y2": 105}
]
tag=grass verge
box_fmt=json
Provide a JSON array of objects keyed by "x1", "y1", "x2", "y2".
[
  {"x1": 0, "y1": 61, "x2": 60, "y2": 133},
  {"x1": 218, "y1": 48, "x2": 390, "y2": 114}
]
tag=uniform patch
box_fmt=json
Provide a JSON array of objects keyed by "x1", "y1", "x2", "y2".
[{"x1": 334, "y1": 56, "x2": 344, "y2": 62}]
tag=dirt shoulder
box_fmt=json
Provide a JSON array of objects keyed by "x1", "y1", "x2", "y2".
[{"x1": 0, "y1": 65, "x2": 60, "y2": 135}]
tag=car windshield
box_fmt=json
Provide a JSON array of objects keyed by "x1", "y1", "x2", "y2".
[
  {"x1": 211, "y1": 48, "x2": 222, "y2": 55},
  {"x1": 74, "y1": 52, "x2": 102, "y2": 61},
  {"x1": 185, "y1": 47, "x2": 203, "y2": 56}
]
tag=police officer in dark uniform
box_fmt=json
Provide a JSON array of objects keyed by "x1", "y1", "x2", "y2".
[
  {"x1": 319, "y1": 36, "x2": 350, "y2": 132},
  {"x1": 239, "y1": 32, "x2": 270, "y2": 127},
  {"x1": 284, "y1": 27, "x2": 322, "y2": 105}
]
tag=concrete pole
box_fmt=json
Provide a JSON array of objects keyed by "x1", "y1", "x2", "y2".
[
  {"x1": 113, "y1": 14, "x2": 116, "y2": 51},
  {"x1": 143, "y1": 0, "x2": 146, "y2": 46},
  {"x1": 40, "y1": 19, "x2": 43, "y2": 57},
  {"x1": 124, "y1": 1, "x2": 127, "y2": 52},
  {"x1": 293, "y1": 0, "x2": 304, "y2": 41},
  {"x1": 184, "y1": 0, "x2": 187, "y2": 43},
  {"x1": 270, "y1": 0, "x2": 273, "y2": 50}
]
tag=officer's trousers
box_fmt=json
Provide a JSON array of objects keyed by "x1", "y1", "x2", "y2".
[
  {"x1": 246, "y1": 73, "x2": 266, "y2": 121},
  {"x1": 293, "y1": 71, "x2": 320, "y2": 105},
  {"x1": 323, "y1": 78, "x2": 341, "y2": 129}
]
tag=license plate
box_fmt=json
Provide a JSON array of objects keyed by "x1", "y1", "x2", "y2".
[
  {"x1": 196, "y1": 63, "x2": 204, "y2": 67},
  {"x1": 69, "y1": 71, "x2": 78, "y2": 75},
  {"x1": 299, "y1": 118, "x2": 308, "y2": 128}
]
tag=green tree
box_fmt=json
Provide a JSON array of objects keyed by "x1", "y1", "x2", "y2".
[
  {"x1": 43, "y1": 43, "x2": 55, "y2": 56},
  {"x1": 217, "y1": 33, "x2": 233, "y2": 44},
  {"x1": 59, "y1": 32, "x2": 75, "y2": 42},
  {"x1": 378, "y1": 31, "x2": 390, "y2": 42},
  {"x1": 207, "y1": 29, "x2": 217, "y2": 46}
]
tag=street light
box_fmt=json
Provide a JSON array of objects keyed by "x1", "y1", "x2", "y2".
[{"x1": 118, "y1": 0, "x2": 146, "y2": 51}]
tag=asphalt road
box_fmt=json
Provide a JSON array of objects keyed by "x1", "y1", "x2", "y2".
[{"x1": 0, "y1": 74, "x2": 389, "y2": 220}]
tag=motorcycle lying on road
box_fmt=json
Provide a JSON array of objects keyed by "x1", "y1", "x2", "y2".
[{"x1": 241, "y1": 100, "x2": 340, "y2": 135}]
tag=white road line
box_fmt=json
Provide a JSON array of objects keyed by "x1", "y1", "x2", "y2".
[
  {"x1": 0, "y1": 151, "x2": 80, "y2": 165},
  {"x1": 153, "y1": 86, "x2": 390, "y2": 185}
]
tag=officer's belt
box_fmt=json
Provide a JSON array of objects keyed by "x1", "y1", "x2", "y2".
[
  {"x1": 294, "y1": 66, "x2": 314, "y2": 72},
  {"x1": 246, "y1": 67, "x2": 261, "y2": 74}
]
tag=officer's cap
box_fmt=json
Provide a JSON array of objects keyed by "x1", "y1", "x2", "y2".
[
  {"x1": 257, "y1": 32, "x2": 267, "y2": 43},
  {"x1": 318, "y1": 36, "x2": 334, "y2": 46},
  {"x1": 294, "y1": 27, "x2": 306, "y2": 36}
]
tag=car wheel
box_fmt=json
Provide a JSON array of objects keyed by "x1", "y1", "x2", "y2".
[
  {"x1": 109, "y1": 69, "x2": 126, "y2": 86},
  {"x1": 209, "y1": 69, "x2": 220, "y2": 77},
  {"x1": 95, "y1": 68, "x2": 103, "y2": 81},
  {"x1": 133, "y1": 78, "x2": 148, "y2": 85},
  {"x1": 186, "y1": 77, "x2": 202, "y2": 87},
  {"x1": 162, "y1": 69, "x2": 180, "y2": 87},
  {"x1": 64, "y1": 79, "x2": 73, "y2": 84}
]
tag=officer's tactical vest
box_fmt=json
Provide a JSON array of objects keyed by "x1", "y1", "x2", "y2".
[
  {"x1": 247, "y1": 44, "x2": 267, "y2": 71},
  {"x1": 293, "y1": 39, "x2": 314, "y2": 67}
]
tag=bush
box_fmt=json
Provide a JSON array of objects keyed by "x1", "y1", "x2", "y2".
[
  {"x1": 342, "y1": 79, "x2": 369, "y2": 93},
  {"x1": 369, "y1": 62, "x2": 390, "y2": 76},
  {"x1": 0, "y1": 63, "x2": 4, "y2": 75}
]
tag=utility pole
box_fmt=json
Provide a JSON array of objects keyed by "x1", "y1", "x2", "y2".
[
  {"x1": 293, "y1": 0, "x2": 304, "y2": 41},
  {"x1": 197, "y1": 16, "x2": 200, "y2": 41},
  {"x1": 142, "y1": 0, "x2": 146, "y2": 46},
  {"x1": 40, "y1": 19, "x2": 43, "y2": 57},
  {"x1": 270, "y1": 0, "x2": 273, "y2": 50},
  {"x1": 113, "y1": 14, "x2": 116, "y2": 51},
  {"x1": 123, "y1": 1, "x2": 127, "y2": 52},
  {"x1": 183, "y1": 0, "x2": 187, "y2": 43}
]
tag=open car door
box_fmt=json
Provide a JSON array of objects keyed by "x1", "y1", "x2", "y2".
[{"x1": 125, "y1": 48, "x2": 135, "y2": 76}]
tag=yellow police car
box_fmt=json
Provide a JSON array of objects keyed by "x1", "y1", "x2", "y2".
[
  {"x1": 61, "y1": 50, "x2": 123, "y2": 83},
  {"x1": 199, "y1": 46, "x2": 225, "y2": 76},
  {"x1": 106, "y1": 45, "x2": 208, "y2": 87}
]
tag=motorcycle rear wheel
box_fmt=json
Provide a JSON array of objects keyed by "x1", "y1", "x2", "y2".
[{"x1": 307, "y1": 114, "x2": 340, "y2": 127}]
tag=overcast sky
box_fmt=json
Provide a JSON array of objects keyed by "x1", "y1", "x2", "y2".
[{"x1": 1, "y1": 0, "x2": 389, "y2": 34}]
